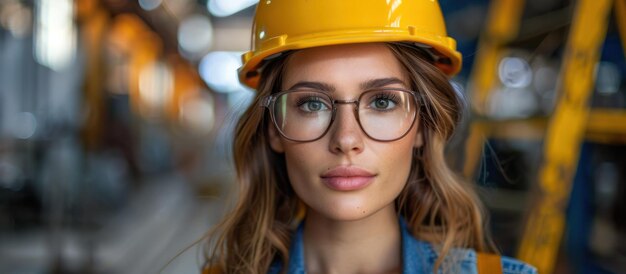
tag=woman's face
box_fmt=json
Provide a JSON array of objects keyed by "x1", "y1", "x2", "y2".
[{"x1": 269, "y1": 43, "x2": 423, "y2": 221}]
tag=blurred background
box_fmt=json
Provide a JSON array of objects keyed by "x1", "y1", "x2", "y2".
[{"x1": 0, "y1": 0, "x2": 624, "y2": 273}]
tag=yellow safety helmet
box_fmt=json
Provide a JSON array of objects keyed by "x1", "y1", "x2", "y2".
[{"x1": 238, "y1": 0, "x2": 462, "y2": 89}]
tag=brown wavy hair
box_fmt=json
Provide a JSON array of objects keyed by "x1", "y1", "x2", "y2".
[{"x1": 203, "y1": 43, "x2": 494, "y2": 273}]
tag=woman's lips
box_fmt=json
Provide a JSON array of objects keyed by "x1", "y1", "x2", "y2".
[{"x1": 320, "y1": 166, "x2": 376, "y2": 191}]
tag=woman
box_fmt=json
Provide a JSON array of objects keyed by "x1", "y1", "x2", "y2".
[{"x1": 204, "y1": 1, "x2": 537, "y2": 273}]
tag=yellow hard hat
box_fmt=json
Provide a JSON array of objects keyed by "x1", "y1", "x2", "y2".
[{"x1": 238, "y1": 0, "x2": 462, "y2": 89}]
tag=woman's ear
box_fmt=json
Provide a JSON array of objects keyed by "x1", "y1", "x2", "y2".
[{"x1": 268, "y1": 124, "x2": 285, "y2": 153}]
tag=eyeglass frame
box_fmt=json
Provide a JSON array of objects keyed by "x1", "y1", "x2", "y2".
[{"x1": 260, "y1": 88, "x2": 423, "y2": 142}]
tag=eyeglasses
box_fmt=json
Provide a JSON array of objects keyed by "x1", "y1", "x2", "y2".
[{"x1": 261, "y1": 88, "x2": 420, "y2": 142}]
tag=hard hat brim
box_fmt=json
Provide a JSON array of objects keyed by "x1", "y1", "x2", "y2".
[{"x1": 238, "y1": 28, "x2": 462, "y2": 89}]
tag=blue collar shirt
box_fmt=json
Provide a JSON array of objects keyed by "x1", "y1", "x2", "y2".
[{"x1": 268, "y1": 218, "x2": 537, "y2": 274}]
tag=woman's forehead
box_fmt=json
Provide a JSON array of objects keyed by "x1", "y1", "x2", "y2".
[{"x1": 281, "y1": 43, "x2": 409, "y2": 91}]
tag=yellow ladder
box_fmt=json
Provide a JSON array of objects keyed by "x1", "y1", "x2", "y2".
[{"x1": 465, "y1": 0, "x2": 625, "y2": 273}]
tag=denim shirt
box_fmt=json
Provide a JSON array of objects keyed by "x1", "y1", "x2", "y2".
[{"x1": 267, "y1": 218, "x2": 537, "y2": 274}]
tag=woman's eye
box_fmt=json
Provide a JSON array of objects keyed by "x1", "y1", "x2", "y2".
[
  {"x1": 374, "y1": 99, "x2": 390, "y2": 109},
  {"x1": 298, "y1": 98, "x2": 329, "y2": 112},
  {"x1": 369, "y1": 97, "x2": 397, "y2": 110}
]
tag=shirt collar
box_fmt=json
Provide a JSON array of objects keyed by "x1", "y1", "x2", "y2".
[{"x1": 280, "y1": 217, "x2": 436, "y2": 274}]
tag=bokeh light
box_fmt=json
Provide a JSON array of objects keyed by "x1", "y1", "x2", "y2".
[
  {"x1": 198, "y1": 51, "x2": 244, "y2": 93},
  {"x1": 178, "y1": 15, "x2": 214, "y2": 60},
  {"x1": 207, "y1": 0, "x2": 258, "y2": 17}
]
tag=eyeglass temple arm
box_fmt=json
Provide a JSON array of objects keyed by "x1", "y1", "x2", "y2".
[{"x1": 259, "y1": 96, "x2": 273, "y2": 108}]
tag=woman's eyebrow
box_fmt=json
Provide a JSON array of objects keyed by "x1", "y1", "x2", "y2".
[
  {"x1": 360, "y1": 77, "x2": 407, "y2": 90},
  {"x1": 286, "y1": 77, "x2": 406, "y2": 92},
  {"x1": 287, "y1": 81, "x2": 336, "y2": 92}
]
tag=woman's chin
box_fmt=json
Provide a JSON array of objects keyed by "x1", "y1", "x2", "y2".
[
  {"x1": 307, "y1": 200, "x2": 392, "y2": 222},
  {"x1": 323, "y1": 209, "x2": 373, "y2": 222}
]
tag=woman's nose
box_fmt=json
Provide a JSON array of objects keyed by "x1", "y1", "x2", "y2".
[{"x1": 327, "y1": 103, "x2": 364, "y2": 155}]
